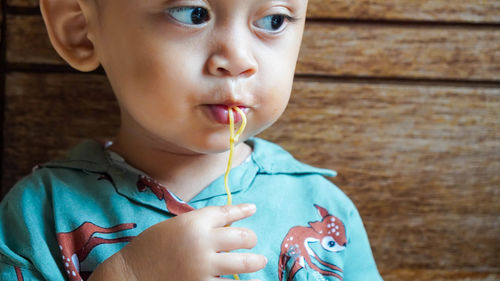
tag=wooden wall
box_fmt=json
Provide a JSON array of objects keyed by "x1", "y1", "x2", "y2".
[{"x1": 1, "y1": 1, "x2": 499, "y2": 280}]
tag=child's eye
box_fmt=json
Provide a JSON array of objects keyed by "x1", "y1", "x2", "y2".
[
  {"x1": 254, "y1": 14, "x2": 290, "y2": 32},
  {"x1": 167, "y1": 7, "x2": 210, "y2": 25}
]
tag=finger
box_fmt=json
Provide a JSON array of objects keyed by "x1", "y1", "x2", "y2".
[
  {"x1": 207, "y1": 277, "x2": 234, "y2": 281},
  {"x1": 212, "y1": 252, "x2": 268, "y2": 276},
  {"x1": 212, "y1": 227, "x2": 257, "y2": 252},
  {"x1": 209, "y1": 277, "x2": 262, "y2": 281},
  {"x1": 210, "y1": 275, "x2": 262, "y2": 281},
  {"x1": 199, "y1": 204, "x2": 256, "y2": 228}
]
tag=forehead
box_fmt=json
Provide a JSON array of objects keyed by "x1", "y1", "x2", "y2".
[
  {"x1": 129, "y1": 0, "x2": 308, "y2": 9},
  {"x1": 95, "y1": 0, "x2": 309, "y2": 23},
  {"x1": 158, "y1": 0, "x2": 307, "y2": 4}
]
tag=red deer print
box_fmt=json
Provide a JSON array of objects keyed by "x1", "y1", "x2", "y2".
[
  {"x1": 137, "y1": 175, "x2": 194, "y2": 215},
  {"x1": 57, "y1": 222, "x2": 136, "y2": 281},
  {"x1": 279, "y1": 205, "x2": 347, "y2": 281},
  {"x1": 14, "y1": 266, "x2": 24, "y2": 281}
]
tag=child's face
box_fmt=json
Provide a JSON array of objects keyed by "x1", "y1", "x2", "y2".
[{"x1": 85, "y1": 0, "x2": 308, "y2": 154}]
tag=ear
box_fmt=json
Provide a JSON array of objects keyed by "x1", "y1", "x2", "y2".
[
  {"x1": 40, "y1": 0, "x2": 100, "y2": 72},
  {"x1": 314, "y1": 204, "x2": 330, "y2": 218}
]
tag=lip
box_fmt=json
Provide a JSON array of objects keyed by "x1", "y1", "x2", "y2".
[{"x1": 204, "y1": 104, "x2": 249, "y2": 125}]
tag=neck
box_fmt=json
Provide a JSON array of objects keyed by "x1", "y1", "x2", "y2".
[{"x1": 108, "y1": 128, "x2": 252, "y2": 202}]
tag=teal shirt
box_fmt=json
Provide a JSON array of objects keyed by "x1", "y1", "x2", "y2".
[{"x1": 0, "y1": 138, "x2": 382, "y2": 281}]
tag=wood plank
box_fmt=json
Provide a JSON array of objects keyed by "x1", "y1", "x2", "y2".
[
  {"x1": 381, "y1": 269, "x2": 500, "y2": 281},
  {"x1": 2, "y1": 73, "x2": 120, "y2": 197},
  {"x1": 3, "y1": 73, "x2": 499, "y2": 273},
  {"x1": 307, "y1": 0, "x2": 500, "y2": 23},
  {"x1": 6, "y1": 15, "x2": 500, "y2": 81},
  {"x1": 364, "y1": 213, "x2": 499, "y2": 270},
  {"x1": 7, "y1": 0, "x2": 500, "y2": 24},
  {"x1": 298, "y1": 22, "x2": 500, "y2": 81},
  {"x1": 5, "y1": 15, "x2": 60, "y2": 65},
  {"x1": 6, "y1": 0, "x2": 37, "y2": 7}
]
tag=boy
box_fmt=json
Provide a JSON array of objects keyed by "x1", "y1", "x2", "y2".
[{"x1": 0, "y1": 0, "x2": 382, "y2": 280}]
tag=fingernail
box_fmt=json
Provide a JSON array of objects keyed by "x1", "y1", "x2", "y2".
[{"x1": 242, "y1": 203, "x2": 256, "y2": 213}]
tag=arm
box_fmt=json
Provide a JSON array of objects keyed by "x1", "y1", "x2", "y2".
[{"x1": 343, "y1": 206, "x2": 383, "y2": 281}]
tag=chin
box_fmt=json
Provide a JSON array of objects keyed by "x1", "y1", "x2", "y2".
[{"x1": 181, "y1": 139, "x2": 233, "y2": 155}]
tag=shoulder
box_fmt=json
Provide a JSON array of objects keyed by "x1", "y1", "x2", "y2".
[
  {"x1": 247, "y1": 137, "x2": 358, "y2": 218},
  {"x1": 0, "y1": 139, "x2": 114, "y2": 273},
  {"x1": 1, "y1": 138, "x2": 109, "y2": 215},
  {"x1": 246, "y1": 141, "x2": 382, "y2": 279},
  {"x1": 0, "y1": 167, "x2": 55, "y2": 272},
  {"x1": 0, "y1": 139, "x2": 114, "y2": 235},
  {"x1": 1, "y1": 167, "x2": 57, "y2": 217},
  {"x1": 3, "y1": 140, "x2": 109, "y2": 202},
  {"x1": 248, "y1": 137, "x2": 337, "y2": 177}
]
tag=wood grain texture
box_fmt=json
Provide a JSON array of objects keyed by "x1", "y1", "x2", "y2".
[
  {"x1": 3, "y1": 73, "x2": 499, "y2": 276},
  {"x1": 2, "y1": 73, "x2": 120, "y2": 196},
  {"x1": 7, "y1": 0, "x2": 500, "y2": 23},
  {"x1": 6, "y1": 15, "x2": 500, "y2": 81},
  {"x1": 7, "y1": 0, "x2": 38, "y2": 7},
  {"x1": 307, "y1": 0, "x2": 500, "y2": 23},
  {"x1": 5, "y1": 15, "x2": 57, "y2": 65},
  {"x1": 298, "y1": 22, "x2": 500, "y2": 81},
  {"x1": 381, "y1": 269, "x2": 500, "y2": 281}
]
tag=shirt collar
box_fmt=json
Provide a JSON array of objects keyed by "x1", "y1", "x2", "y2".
[
  {"x1": 248, "y1": 138, "x2": 337, "y2": 177},
  {"x1": 41, "y1": 139, "x2": 111, "y2": 173},
  {"x1": 41, "y1": 138, "x2": 336, "y2": 212}
]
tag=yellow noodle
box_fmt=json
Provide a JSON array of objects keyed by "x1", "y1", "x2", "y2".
[
  {"x1": 224, "y1": 107, "x2": 247, "y2": 206},
  {"x1": 224, "y1": 106, "x2": 247, "y2": 280}
]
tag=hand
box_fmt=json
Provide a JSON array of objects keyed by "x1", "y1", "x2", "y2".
[{"x1": 89, "y1": 204, "x2": 267, "y2": 281}]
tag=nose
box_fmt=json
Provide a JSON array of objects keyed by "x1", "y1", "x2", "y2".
[{"x1": 206, "y1": 29, "x2": 258, "y2": 78}]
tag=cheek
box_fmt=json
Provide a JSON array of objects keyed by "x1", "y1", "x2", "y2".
[
  {"x1": 269, "y1": 85, "x2": 292, "y2": 117},
  {"x1": 254, "y1": 50, "x2": 296, "y2": 125},
  {"x1": 105, "y1": 27, "x2": 192, "y2": 95},
  {"x1": 255, "y1": 84, "x2": 292, "y2": 130},
  {"x1": 113, "y1": 45, "x2": 192, "y2": 109}
]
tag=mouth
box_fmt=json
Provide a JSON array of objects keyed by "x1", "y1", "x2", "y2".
[{"x1": 203, "y1": 104, "x2": 249, "y2": 125}]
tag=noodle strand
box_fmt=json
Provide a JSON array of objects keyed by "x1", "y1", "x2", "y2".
[
  {"x1": 223, "y1": 107, "x2": 247, "y2": 206},
  {"x1": 223, "y1": 106, "x2": 247, "y2": 280}
]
